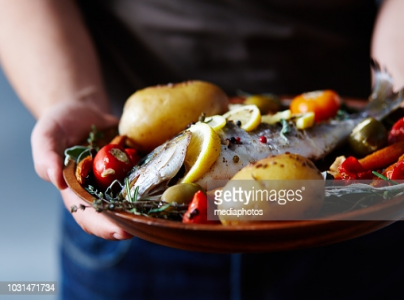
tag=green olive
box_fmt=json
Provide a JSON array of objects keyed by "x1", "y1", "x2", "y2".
[
  {"x1": 348, "y1": 117, "x2": 387, "y2": 157},
  {"x1": 161, "y1": 183, "x2": 206, "y2": 209},
  {"x1": 244, "y1": 94, "x2": 281, "y2": 114}
]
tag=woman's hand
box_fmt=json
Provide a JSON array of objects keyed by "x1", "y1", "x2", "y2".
[{"x1": 31, "y1": 101, "x2": 133, "y2": 240}]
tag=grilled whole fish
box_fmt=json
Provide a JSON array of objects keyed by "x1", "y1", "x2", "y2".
[{"x1": 124, "y1": 61, "x2": 404, "y2": 198}]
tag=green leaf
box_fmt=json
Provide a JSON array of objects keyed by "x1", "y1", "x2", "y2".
[
  {"x1": 125, "y1": 178, "x2": 133, "y2": 203},
  {"x1": 280, "y1": 118, "x2": 290, "y2": 142},
  {"x1": 133, "y1": 186, "x2": 140, "y2": 203},
  {"x1": 148, "y1": 203, "x2": 171, "y2": 214},
  {"x1": 64, "y1": 146, "x2": 90, "y2": 165}
]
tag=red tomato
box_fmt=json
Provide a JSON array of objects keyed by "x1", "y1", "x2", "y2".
[
  {"x1": 290, "y1": 90, "x2": 341, "y2": 122},
  {"x1": 93, "y1": 144, "x2": 134, "y2": 191},
  {"x1": 182, "y1": 190, "x2": 217, "y2": 224},
  {"x1": 388, "y1": 117, "x2": 404, "y2": 144},
  {"x1": 125, "y1": 148, "x2": 140, "y2": 165}
]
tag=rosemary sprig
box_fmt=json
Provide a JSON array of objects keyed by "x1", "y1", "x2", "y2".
[
  {"x1": 133, "y1": 186, "x2": 139, "y2": 203},
  {"x1": 372, "y1": 171, "x2": 399, "y2": 185}
]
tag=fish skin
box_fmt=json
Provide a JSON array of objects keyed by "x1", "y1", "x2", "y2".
[
  {"x1": 195, "y1": 119, "x2": 358, "y2": 189},
  {"x1": 195, "y1": 62, "x2": 404, "y2": 189},
  {"x1": 126, "y1": 61, "x2": 404, "y2": 196},
  {"x1": 124, "y1": 131, "x2": 191, "y2": 199}
]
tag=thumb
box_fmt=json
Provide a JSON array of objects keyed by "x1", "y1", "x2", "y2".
[
  {"x1": 31, "y1": 102, "x2": 119, "y2": 190},
  {"x1": 31, "y1": 117, "x2": 68, "y2": 189}
]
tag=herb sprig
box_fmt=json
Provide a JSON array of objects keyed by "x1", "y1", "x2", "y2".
[{"x1": 71, "y1": 177, "x2": 188, "y2": 220}]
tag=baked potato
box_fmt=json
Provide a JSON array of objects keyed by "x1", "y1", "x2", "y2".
[
  {"x1": 119, "y1": 81, "x2": 228, "y2": 152},
  {"x1": 217, "y1": 154, "x2": 325, "y2": 225}
]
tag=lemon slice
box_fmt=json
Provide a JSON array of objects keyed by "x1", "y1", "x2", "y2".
[
  {"x1": 181, "y1": 123, "x2": 221, "y2": 183},
  {"x1": 222, "y1": 105, "x2": 261, "y2": 131},
  {"x1": 202, "y1": 115, "x2": 226, "y2": 132}
]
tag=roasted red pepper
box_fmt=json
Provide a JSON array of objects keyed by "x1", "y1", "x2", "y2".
[
  {"x1": 388, "y1": 160, "x2": 404, "y2": 180},
  {"x1": 182, "y1": 190, "x2": 216, "y2": 224},
  {"x1": 337, "y1": 156, "x2": 373, "y2": 180},
  {"x1": 388, "y1": 117, "x2": 404, "y2": 144}
]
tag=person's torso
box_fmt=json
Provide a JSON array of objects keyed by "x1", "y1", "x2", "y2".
[{"x1": 78, "y1": 0, "x2": 377, "y2": 109}]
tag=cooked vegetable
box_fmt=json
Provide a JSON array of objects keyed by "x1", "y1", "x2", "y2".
[
  {"x1": 388, "y1": 117, "x2": 404, "y2": 144},
  {"x1": 334, "y1": 141, "x2": 404, "y2": 181},
  {"x1": 93, "y1": 144, "x2": 134, "y2": 191},
  {"x1": 290, "y1": 90, "x2": 341, "y2": 122},
  {"x1": 383, "y1": 154, "x2": 404, "y2": 180},
  {"x1": 389, "y1": 161, "x2": 404, "y2": 180},
  {"x1": 119, "y1": 81, "x2": 229, "y2": 152},
  {"x1": 348, "y1": 117, "x2": 387, "y2": 157},
  {"x1": 336, "y1": 156, "x2": 373, "y2": 180},
  {"x1": 358, "y1": 141, "x2": 404, "y2": 171},
  {"x1": 75, "y1": 155, "x2": 93, "y2": 185},
  {"x1": 182, "y1": 190, "x2": 216, "y2": 224},
  {"x1": 218, "y1": 154, "x2": 324, "y2": 225},
  {"x1": 231, "y1": 153, "x2": 323, "y2": 181}
]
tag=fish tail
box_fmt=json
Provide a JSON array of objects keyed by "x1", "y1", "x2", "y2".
[{"x1": 365, "y1": 59, "x2": 404, "y2": 120}]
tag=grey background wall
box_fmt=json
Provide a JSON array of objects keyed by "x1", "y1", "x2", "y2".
[{"x1": 0, "y1": 67, "x2": 59, "y2": 300}]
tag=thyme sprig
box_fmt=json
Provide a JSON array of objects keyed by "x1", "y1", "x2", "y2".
[
  {"x1": 87, "y1": 124, "x2": 103, "y2": 149},
  {"x1": 71, "y1": 176, "x2": 188, "y2": 220}
]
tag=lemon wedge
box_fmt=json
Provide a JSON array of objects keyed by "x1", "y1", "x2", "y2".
[
  {"x1": 181, "y1": 123, "x2": 221, "y2": 183},
  {"x1": 202, "y1": 115, "x2": 226, "y2": 132},
  {"x1": 222, "y1": 105, "x2": 261, "y2": 131},
  {"x1": 296, "y1": 112, "x2": 315, "y2": 130},
  {"x1": 261, "y1": 109, "x2": 292, "y2": 124}
]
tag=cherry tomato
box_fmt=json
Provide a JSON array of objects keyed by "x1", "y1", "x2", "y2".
[
  {"x1": 125, "y1": 148, "x2": 140, "y2": 165},
  {"x1": 388, "y1": 117, "x2": 404, "y2": 144},
  {"x1": 93, "y1": 144, "x2": 134, "y2": 191},
  {"x1": 182, "y1": 190, "x2": 217, "y2": 224},
  {"x1": 290, "y1": 90, "x2": 341, "y2": 122}
]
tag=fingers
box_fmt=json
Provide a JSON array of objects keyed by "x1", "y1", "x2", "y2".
[
  {"x1": 31, "y1": 101, "x2": 129, "y2": 240},
  {"x1": 31, "y1": 111, "x2": 68, "y2": 189},
  {"x1": 31, "y1": 102, "x2": 119, "y2": 189},
  {"x1": 61, "y1": 189, "x2": 133, "y2": 240}
]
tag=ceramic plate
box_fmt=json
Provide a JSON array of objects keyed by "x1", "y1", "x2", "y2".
[{"x1": 63, "y1": 159, "x2": 404, "y2": 253}]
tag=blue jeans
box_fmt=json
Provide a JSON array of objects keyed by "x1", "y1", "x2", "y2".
[{"x1": 61, "y1": 207, "x2": 404, "y2": 299}]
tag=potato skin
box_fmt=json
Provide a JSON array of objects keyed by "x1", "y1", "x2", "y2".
[
  {"x1": 119, "y1": 81, "x2": 228, "y2": 152},
  {"x1": 218, "y1": 154, "x2": 325, "y2": 225}
]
